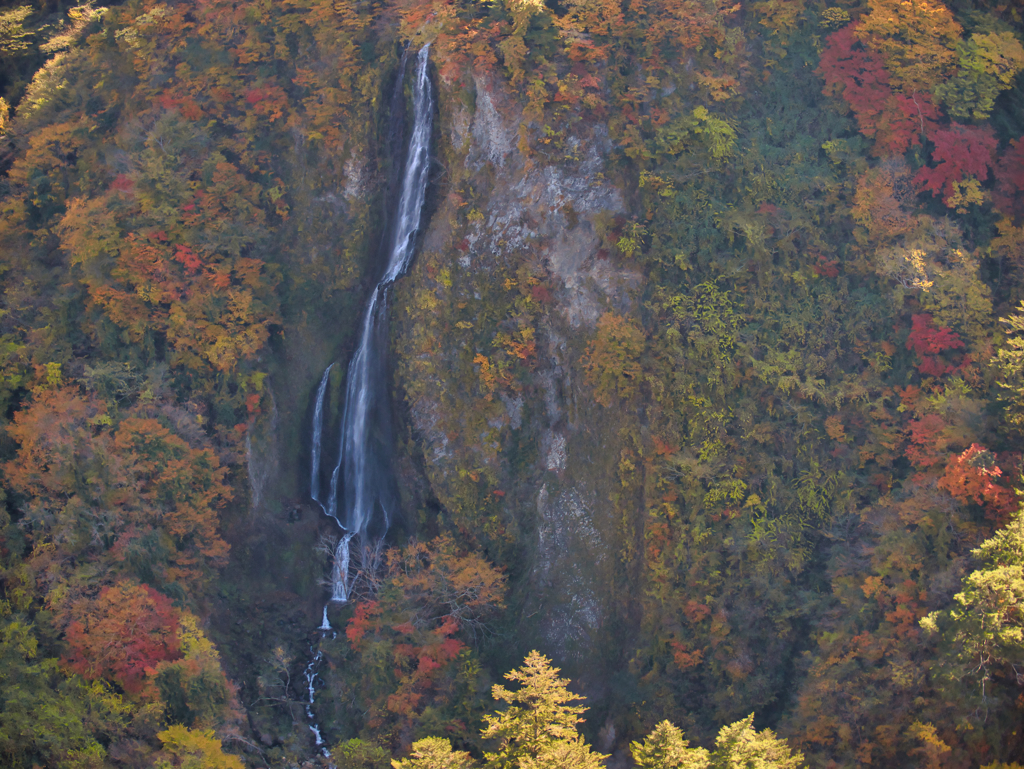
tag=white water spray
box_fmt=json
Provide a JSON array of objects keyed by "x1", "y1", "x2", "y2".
[
  {"x1": 304, "y1": 646, "x2": 330, "y2": 755},
  {"x1": 330, "y1": 533, "x2": 354, "y2": 603},
  {"x1": 310, "y1": 363, "x2": 334, "y2": 515}
]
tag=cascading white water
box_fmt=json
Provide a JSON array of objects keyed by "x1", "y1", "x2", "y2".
[
  {"x1": 310, "y1": 363, "x2": 334, "y2": 515},
  {"x1": 301, "y1": 44, "x2": 432, "y2": 754},
  {"x1": 330, "y1": 44, "x2": 433, "y2": 540},
  {"x1": 330, "y1": 533, "x2": 354, "y2": 603},
  {"x1": 304, "y1": 645, "x2": 330, "y2": 755},
  {"x1": 326, "y1": 290, "x2": 380, "y2": 527},
  {"x1": 379, "y1": 46, "x2": 434, "y2": 287},
  {"x1": 311, "y1": 44, "x2": 433, "y2": 602}
]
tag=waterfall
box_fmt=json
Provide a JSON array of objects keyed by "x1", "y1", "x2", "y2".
[
  {"x1": 329, "y1": 533, "x2": 354, "y2": 603},
  {"x1": 297, "y1": 45, "x2": 432, "y2": 755},
  {"x1": 310, "y1": 363, "x2": 334, "y2": 515},
  {"x1": 311, "y1": 45, "x2": 433, "y2": 603},
  {"x1": 379, "y1": 45, "x2": 434, "y2": 286},
  {"x1": 303, "y1": 644, "x2": 330, "y2": 756}
]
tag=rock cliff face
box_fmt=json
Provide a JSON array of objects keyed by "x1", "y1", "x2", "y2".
[{"x1": 395, "y1": 71, "x2": 644, "y2": 663}]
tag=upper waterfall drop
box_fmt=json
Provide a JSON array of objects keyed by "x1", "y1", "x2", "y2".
[
  {"x1": 309, "y1": 363, "x2": 334, "y2": 516},
  {"x1": 380, "y1": 44, "x2": 434, "y2": 286},
  {"x1": 310, "y1": 45, "x2": 434, "y2": 601}
]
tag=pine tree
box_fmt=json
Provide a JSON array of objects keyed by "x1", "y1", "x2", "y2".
[
  {"x1": 921, "y1": 507, "x2": 1024, "y2": 721},
  {"x1": 630, "y1": 717, "x2": 803, "y2": 769},
  {"x1": 631, "y1": 721, "x2": 711, "y2": 769},
  {"x1": 392, "y1": 737, "x2": 476, "y2": 769},
  {"x1": 481, "y1": 651, "x2": 603, "y2": 767}
]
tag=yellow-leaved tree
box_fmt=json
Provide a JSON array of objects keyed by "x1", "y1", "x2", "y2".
[
  {"x1": 581, "y1": 312, "x2": 645, "y2": 407},
  {"x1": 855, "y1": 0, "x2": 962, "y2": 94},
  {"x1": 481, "y1": 651, "x2": 606, "y2": 768},
  {"x1": 155, "y1": 725, "x2": 243, "y2": 769},
  {"x1": 935, "y1": 32, "x2": 1024, "y2": 120},
  {"x1": 631, "y1": 717, "x2": 805, "y2": 769}
]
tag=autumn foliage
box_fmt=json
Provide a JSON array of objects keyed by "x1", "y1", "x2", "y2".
[
  {"x1": 582, "y1": 312, "x2": 645, "y2": 407},
  {"x1": 63, "y1": 581, "x2": 181, "y2": 695},
  {"x1": 905, "y1": 313, "x2": 965, "y2": 377},
  {"x1": 855, "y1": 0, "x2": 962, "y2": 95},
  {"x1": 818, "y1": 26, "x2": 939, "y2": 156},
  {"x1": 4, "y1": 386, "x2": 231, "y2": 596},
  {"x1": 0, "y1": 0, "x2": 1023, "y2": 765},
  {"x1": 342, "y1": 536, "x2": 505, "y2": 738},
  {"x1": 914, "y1": 124, "x2": 997, "y2": 202}
]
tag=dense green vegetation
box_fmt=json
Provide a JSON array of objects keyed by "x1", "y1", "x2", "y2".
[{"x1": 0, "y1": 0, "x2": 1023, "y2": 766}]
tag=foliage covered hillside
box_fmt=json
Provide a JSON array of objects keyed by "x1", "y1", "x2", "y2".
[{"x1": 0, "y1": 0, "x2": 1022, "y2": 767}]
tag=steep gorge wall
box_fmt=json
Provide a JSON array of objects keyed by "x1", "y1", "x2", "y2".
[{"x1": 394, "y1": 70, "x2": 645, "y2": 674}]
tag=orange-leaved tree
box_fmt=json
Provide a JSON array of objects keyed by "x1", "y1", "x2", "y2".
[
  {"x1": 63, "y1": 580, "x2": 181, "y2": 695},
  {"x1": 58, "y1": 111, "x2": 279, "y2": 379},
  {"x1": 855, "y1": 0, "x2": 962, "y2": 96},
  {"x1": 582, "y1": 312, "x2": 646, "y2": 407},
  {"x1": 5, "y1": 386, "x2": 231, "y2": 600},
  {"x1": 342, "y1": 535, "x2": 505, "y2": 746}
]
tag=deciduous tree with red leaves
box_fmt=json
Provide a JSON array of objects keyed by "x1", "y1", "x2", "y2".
[
  {"x1": 906, "y1": 313, "x2": 965, "y2": 377},
  {"x1": 341, "y1": 536, "x2": 505, "y2": 745},
  {"x1": 938, "y1": 444, "x2": 1015, "y2": 524},
  {"x1": 63, "y1": 580, "x2": 181, "y2": 695},
  {"x1": 915, "y1": 123, "x2": 997, "y2": 203},
  {"x1": 818, "y1": 26, "x2": 939, "y2": 156}
]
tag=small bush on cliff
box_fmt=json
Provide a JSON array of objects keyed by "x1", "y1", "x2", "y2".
[{"x1": 581, "y1": 312, "x2": 645, "y2": 407}]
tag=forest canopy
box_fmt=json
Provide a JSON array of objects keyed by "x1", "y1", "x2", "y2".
[{"x1": 0, "y1": 0, "x2": 1022, "y2": 766}]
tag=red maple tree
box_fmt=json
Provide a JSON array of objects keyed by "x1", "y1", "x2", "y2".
[
  {"x1": 906, "y1": 313, "x2": 965, "y2": 377},
  {"x1": 915, "y1": 124, "x2": 997, "y2": 200},
  {"x1": 818, "y1": 27, "x2": 938, "y2": 156},
  {"x1": 64, "y1": 581, "x2": 181, "y2": 695}
]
